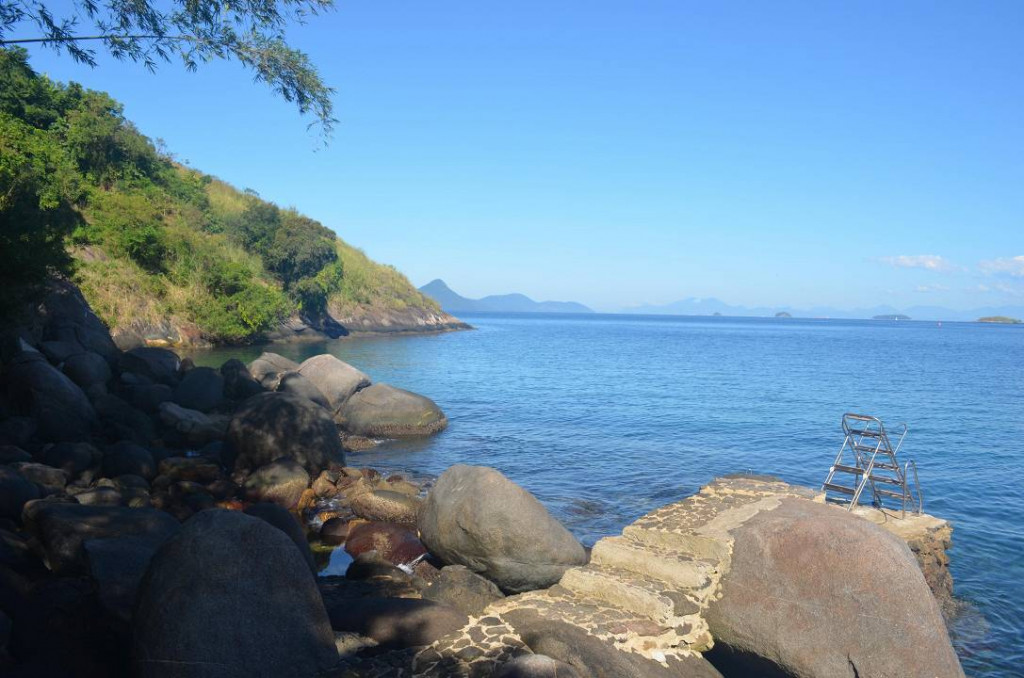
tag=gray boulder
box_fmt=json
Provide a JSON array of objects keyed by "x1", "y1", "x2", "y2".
[
  {"x1": 103, "y1": 441, "x2": 156, "y2": 480},
  {"x1": 172, "y1": 366, "x2": 225, "y2": 412},
  {"x1": 226, "y1": 392, "x2": 345, "y2": 474},
  {"x1": 495, "y1": 654, "x2": 583, "y2": 678},
  {"x1": 0, "y1": 467, "x2": 40, "y2": 520},
  {"x1": 351, "y1": 489, "x2": 422, "y2": 526},
  {"x1": 247, "y1": 352, "x2": 300, "y2": 389},
  {"x1": 40, "y1": 339, "x2": 86, "y2": 364},
  {"x1": 132, "y1": 509, "x2": 338, "y2": 678},
  {"x1": 4, "y1": 348, "x2": 96, "y2": 442},
  {"x1": 84, "y1": 534, "x2": 172, "y2": 622},
  {"x1": 423, "y1": 565, "x2": 505, "y2": 616},
  {"x1": 296, "y1": 354, "x2": 370, "y2": 414},
  {"x1": 120, "y1": 347, "x2": 182, "y2": 385},
  {"x1": 62, "y1": 351, "x2": 112, "y2": 391},
  {"x1": 11, "y1": 462, "x2": 68, "y2": 495},
  {"x1": 41, "y1": 441, "x2": 99, "y2": 477},
  {"x1": 92, "y1": 392, "x2": 155, "y2": 444},
  {"x1": 338, "y1": 383, "x2": 447, "y2": 437},
  {"x1": 158, "y1": 401, "x2": 228, "y2": 446},
  {"x1": 221, "y1": 358, "x2": 263, "y2": 401},
  {"x1": 704, "y1": 497, "x2": 964, "y2": 678},
  {"x1": 419, "y1": 465, "x2": 586, "y2": 593},
  {"x1": 243, "y1": 502, "x2": 317, "y2": 575},
  {"x1": 276, "y1": 371, "x2": 331, "y2": 409},
  {"x1": 243, "y1": 458, "x2": 310, "y2": 510},
  {"x1": 23, "y1": 501, "x2": 179, "y2": 575}
]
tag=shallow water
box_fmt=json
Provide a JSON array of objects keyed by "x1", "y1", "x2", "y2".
[{"x1": 187, "y1": 313, "x2": 1024, "y2": 676}]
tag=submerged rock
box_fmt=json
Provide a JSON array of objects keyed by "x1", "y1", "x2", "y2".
[
  {"x1": 132, "y1": 509, "x2": 337, "y2": 678},
  {"x1": 338, "y1": 383, "x2": 447, "y2": 437},
  {"x1": 226, "y1": 392, "x2": 345, "y2": 474},
  {"x1": 704, "y1": 497, "x2": 964, "y2": 678},
  {"x1": 419, "y1": 465, "x2": 586, "y2": 593}
]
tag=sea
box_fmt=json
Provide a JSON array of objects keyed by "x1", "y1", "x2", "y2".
[{"x1": 187, "y1": 313, "x2": 1023, "y2": 677}]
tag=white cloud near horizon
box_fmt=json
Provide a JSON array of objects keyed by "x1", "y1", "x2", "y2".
[
  {"x1": 915, "y1": 284, "x2": 949, "y2": 293},
  {"x1": 879, "y1": 254, "x2": 959, "y2": 272},
  {"x1": 978, "y1": 255, "x2": 1024, "y2": 277}
]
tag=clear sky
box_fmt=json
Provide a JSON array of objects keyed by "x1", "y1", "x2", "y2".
[{"x1": 18, "y1": 1, "x2": 1024, "y2": 312}]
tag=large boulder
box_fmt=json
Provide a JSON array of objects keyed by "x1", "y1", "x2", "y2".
[
  {"x1": 62, "y1": 351, "x2": 112, "y2": 392},
  {"x1": 243, "y1": 502, "x2": 317, "y2": 575},
  {"x1": 158, "y1": 401, "x2": 228, "y2": 446},
  {"x1": 243, "y1": 458, "x2": 310, "y2": 510},
  {"x1": 344, "y1": 521, "x2": 428, "y2": 566},
  {"x1": 4, "y1": 347, "x2": 96, "y2": 442},
  {"x1": 0, "y1": 467, "x2": 40, "y2": 520},
  {"x1": 325, "y1": 597, "x2": 467, "y2": 649},
  {"x1": 84, "y1": 535, "x2": 173, "y2": 622},
  {"x1": 38, "y1": 280, "x2": 120, "y2": 365},
  {"x1": 226, "y1": 392, "x2": 345, "y2": 474},
  {"x1": 296, "y1": 354, "x2": 370, "y2": 414},
  {"x1": 276, "y1": 371, "x2": 331, "y2": 409},
  {"x1": 92, "y1": 392, "x2": 155, "y2": 444},
  {"x1": 419, "y1": 465, "x2": 586, "y2": 593},
  {"x1": 337, "y1": 383, "x2": 447, "y2": 437},
  {"x1": 120, "y1": 347, "x2": 181, "y2": 386},
  {"x1": 351, "y1": 489, "x2": 422, "y2": 526},
  {"x1": 172, "y1": 366, "x2": 225, "y2": 412},
  {"x1": 221, "y1": 358, "x2": 263, "y2": 401},
  {"x1": 103, "y1": 441, "x2": 156, "y2": 480},
  {"x1": 23, "y1": 502, "x2": 179, "y2": 575},
  {"x1": 704, "y1": 498, "x2": 964, "y2": 678},
  {"x1": 41, "y1": 441, "x2": 99, "y2": 477},
  {"x1": 132, "y1": 509, "x2": 338, "y2": 678},
  {"x1": 246, "y1": 352, "x2": 300, "y2": 389}
]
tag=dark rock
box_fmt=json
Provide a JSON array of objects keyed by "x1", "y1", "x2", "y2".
[
  {"x1": 157, "y1": 402, "x2": 228, "y2": 446},
  {"x1": 40, "y1": 441, "x2": 98, "y2": 477},
  {"x1": 221, "y1": 358, "x2": 264, "y2": 401},
  {"x1": 227, "y1": 392, "x2": 345, "y2": 474},
  {"x1": 172, "y1": 366, "x2": 225, "y2": 412},
  {"x1": 10, "y1": 462, "x2": 68, "y2": 496},
  {"x1": 504, "y1": 609, "x2": 723, "y2": 678},
  {"x1": 296, "y1": 354, "x2": 371, "y2": 415},
  {"x1": 74, "y1": 487, "x2": 123, "y2": 506},
  {"x1": 84, "y1": 534, "x2": 173, "y2": 622},
  {"x1": 4, "y1": 348, "x2": 97, "y2": 442},
  {"x1": 62, "y1": 351, "x2": 112, "y2": 391},
  {"x1": 0, "y1": 528, "x2": 37, "y2": 572},
  {"x1": 24, "y1": 501, "x2": 178, "y2": 575},
  {"x1": 0, "y1": 468, "x2": 40, "y2": 521},
  {"x1": 132, "y1": 509, "x2": 337, "y2": 678},
  {"x1": 40, "y1": 339, "x2": 86, "y2": 364},
  {"x1": 0, "y1": 444, "x2": 32, "y2": 464},
  {"x1": 119, "y1": 347, "x2": 181, "y2": 386},
  {"x1": 158, "y1": 456, "x2": 222, "y2": 483},
  {"x1": 423, "y1": 565, "x2": 505, "y2": 616},
  {"x1": 312, "y1": 469, "x2": 340, "y2": 498},
  {"x1": 345, "y1": 521, "x2": 427, "y2": 566},
  {"x1": 243, "y1": 502, "x2": 317, "y2": 575},
  {"x1": 38, "y1": 279, "x2": 120, "y2": 365},
  {"x1": 243, "y1": 458, "x2": 310, "y2": 510},
  {"x1": 126, "y1": 383, "x2": 173, "y2": 413},
  {"x1": 338, "y1": 383, "x2": 447, "y2": 437},
  {"x1": 247, "y1": 352, "x2": 300, "y2": 389},
  {"x1": 0, "y1": 417, "x2": 36, "y2": 447},
  {"x1": 325, "y1": 597, "x2": 467, "y2": 649},
  {"x1": 345, "y1": 551, "x2": 414, "y2": 583},
  {"x1": 276, "y1": 371, "x2": 331, "y2": 409},
  {"x1": 495, "y1": 654, "x2": 583, "y2": 678},
  {"x1": 103, "y1": 441, "x2": 156, "y2": 480},
  {"x1": 320, "y1": 517, "x2": 351, "y2": 545},
  {"x1": 704, "y1": 497, "x2": 964, "y2": 678},
  {"x1": 351, "y1": 489, "x2": 422, "y2": 526},
  {"x1": 114, "y1": 474, "x2": 151, "y2": 492},
  {"x1": 92, "y1": 392, "x2": 155, "y2": 444},
  {"x1": 419, "y1": 465, "x2": 587, "y2": 593}
]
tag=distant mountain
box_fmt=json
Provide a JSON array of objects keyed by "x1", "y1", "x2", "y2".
[
  {"x1": 622, "y1": 297, "x2": 1024, "y2": 322},
  {"x1": 420, "y1": 280, "x2": 593, "y2": 314}
]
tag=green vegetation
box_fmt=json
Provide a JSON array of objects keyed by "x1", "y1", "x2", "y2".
[
  {"x1": 0, "y1": 48, "x2": 438, "y2": 343},
  {"x1": 0, "y1": 0, "x2": 335, "y2": 136},
  {"x1": 977, "y1": 316, "x2": 1021, "y2": 324}
]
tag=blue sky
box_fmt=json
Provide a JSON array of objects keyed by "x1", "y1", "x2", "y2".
[{"x1": 18, "y1": 1, "x2": 1024, "y2": 312}]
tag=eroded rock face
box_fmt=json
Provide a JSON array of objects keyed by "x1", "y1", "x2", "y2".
[
  {"x1": 419, "y1": 465, "x2": 586, "y2": 593},
  {"x1": 296, "y1": 354, "x2": 370, "y2": 415},
  {"x1": 226, "y1": 392, "x2": 345, "y2": 474},
  {"x1": 704, "y1": 498, "x2": 964, "y2": 678},
  {"x1": 132, "y1": 510, "x2": 337, "y2": 678},
  {"x1": 338, "y1": 383, "x2": 447, "y2": 437}
]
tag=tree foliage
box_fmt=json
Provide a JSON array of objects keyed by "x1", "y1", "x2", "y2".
[{"x1": 0, "y1": 0, "x2": 335, "y2": 135}]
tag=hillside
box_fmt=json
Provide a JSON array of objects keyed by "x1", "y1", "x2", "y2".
[
  {"x1": 0, "y1": 49, "x2": 464, "y2": 347},
  {"x1": 420, "y1": 279, "x2": 593, "y2": 314}
]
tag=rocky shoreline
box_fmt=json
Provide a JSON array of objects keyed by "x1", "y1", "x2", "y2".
[{"x1": 0, "y1": 284, "x2": 965, "y2": 677}]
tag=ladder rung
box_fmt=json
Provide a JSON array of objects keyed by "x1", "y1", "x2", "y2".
[
  {"x1": 852, "y1": 443, "x2": 892, "y2": 454},
  {"x1": 868, "y1": 475, "x2": 904, "y2": 486},
  {"x1": 823, "y1": 482, "x2": 856, "y2": 495},
  {"x1": 847, "y1": 428, "x2": 882, "y2": 438},
  {"x1": 832, "y1": 464, "x2": 864, "y2": 475},
  {"x1": 870, "y1": 462, "x2": 899, "y2": 471},
  {"x1": 875, "y1": 488, "x2": 908, "y2": 498}
]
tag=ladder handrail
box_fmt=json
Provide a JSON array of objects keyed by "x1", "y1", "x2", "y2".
[
  {"x1": 904, "y1": 459, "x2": 923, "y2": 516},
  {"x1": 827, "y1": 414, "x2": 917, "y2": 515}
]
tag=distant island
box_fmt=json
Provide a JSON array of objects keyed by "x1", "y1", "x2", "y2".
[
  {"x1": 420, "y1": 279, "x2": 593, "y2": 314},
  {"x1": 978, "y1": 316, "x2": 1022, "y2": 324},
  {"x1": 873, "y1": 314, "x2": 912, "y2": 321},
  {"x1": 775, "y1": 311, "x2": 792, "y2": 318}
]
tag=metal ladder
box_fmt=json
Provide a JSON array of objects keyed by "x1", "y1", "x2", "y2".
[{"x1": 822, "y1": 413, "x2": 922, "y2": 517}]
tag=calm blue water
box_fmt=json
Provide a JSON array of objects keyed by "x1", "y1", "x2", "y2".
[{"x1": 188, "y1": 313, "x2": 1024, "y2": 676}]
